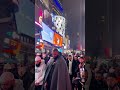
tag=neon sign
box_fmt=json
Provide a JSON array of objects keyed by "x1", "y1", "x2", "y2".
[
  {"x1": 35, "y1": 21, "x2": 42, "y2": 28},
  {"x1": 39, "y1": 16, "x2": 42, "y2": 25},
  {"x1": 53, "y1": 0, "x2": 63, "y2": 12}
]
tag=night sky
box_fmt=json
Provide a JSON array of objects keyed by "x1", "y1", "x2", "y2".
[{"x1": 63, "y1": 0, "x2": 85, "y2": 50}]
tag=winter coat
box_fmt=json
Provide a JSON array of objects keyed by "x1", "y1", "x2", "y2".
[{"x1": 42, "y1": 55, "x2": 72, "y2": 90}]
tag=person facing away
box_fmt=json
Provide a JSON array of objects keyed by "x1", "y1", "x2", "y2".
[
  {"x1": 107, "y1": 73, "x2": 120, "y2": 90},
  {"x1": 90, "y1": 71, "x2": 108, "y2": 90},
  {"x1": 0, "y1": 72, "x2": 24, "y2": 90},
  {"x1": 17, "y1": 63, "x2": 31, "y2": 90},
  {"x1": 42, "y1": 48, "x2": 72, "y2": 90}
]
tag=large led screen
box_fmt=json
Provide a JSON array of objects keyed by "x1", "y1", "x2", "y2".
[
  {"x1": 41, "y1": 22, "x2": 54, "y2": 43},
  {"x1": 53, "y1": 32, "x2": 63, "y2": 47},
  {"x1": 35, "y1": 1, "x2": 43, "y2": 26}
]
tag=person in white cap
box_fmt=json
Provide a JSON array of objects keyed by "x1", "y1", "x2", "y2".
[
  {"x1": 35, "y1": 53, "x2": 46, "y2": 90},
  {"x1": 0, "y1": 72, "x2": 24, "y2": 90}
]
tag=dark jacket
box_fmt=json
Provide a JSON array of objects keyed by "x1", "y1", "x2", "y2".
[
  {"x1": 66, "y1": 59, "x2": 79, "y2": 77},
  {"x1": 108, "y1": 83, "x2": 120, "y2": 90},
  {"x1": 44, "y1": 56, "x2": 50, "y2": 65},
  {"x1": 89, "y1": 79, "x2": 108, "y2": 90}
]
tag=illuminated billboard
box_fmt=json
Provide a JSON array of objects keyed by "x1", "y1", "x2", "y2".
[
  {"x1": 35, "y1": 3, "x2": 43, "y2": 27},
  {"x1": 43, "y1": 9, "x2": 52, "y2": 28},
  {"x1": 41, "y1": 22, "x2": 54, "y2": 43},
  {"x1": 53, "y1": 32, "x2": 63, "y2": 47},
  {"x1": 52, "y1": 15, "x2": 65, "y2": 37}
]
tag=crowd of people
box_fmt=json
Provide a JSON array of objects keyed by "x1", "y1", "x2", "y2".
[
  {"x1": 35, "y1": 49, "x2": 120, "y2": 90},
  {"x1": 0, "y1": 59, "x2": 34, "y2": 90},
  {"x1": 0, "y1": 48, "x2": 120, "y2": 90},
  {"x1": 88, "y1": 57, "x2": 120, "y2": 90}
]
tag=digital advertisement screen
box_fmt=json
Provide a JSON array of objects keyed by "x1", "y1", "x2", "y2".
[
  {"x1": 35, "y1": 2, "x2": 43, "y2": 26},
  {"x1": 41, "y1": 22, "x2": 54, "y2": 43},
  {"x1": 53, "y1": 32, "x2": 63, "y2": 47},
  {"x1": 43, "y1": 9, "x2": 52, "y2": 28}
]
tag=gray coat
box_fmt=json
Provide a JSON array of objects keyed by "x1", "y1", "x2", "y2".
[{"x1": 43, "y1": 56, "x2": 72, "y2": 90}]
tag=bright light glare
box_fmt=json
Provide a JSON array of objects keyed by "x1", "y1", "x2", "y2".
[{"x1": 35, "y1": 21, "x2": 42, "y2": 28}]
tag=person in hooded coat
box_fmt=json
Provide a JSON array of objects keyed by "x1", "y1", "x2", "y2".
[{"x1": 42, "y1": 48, "x2": 72, "y2": 90}]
